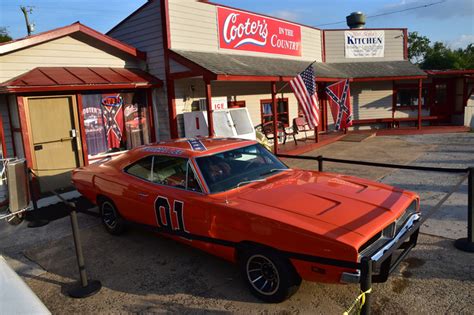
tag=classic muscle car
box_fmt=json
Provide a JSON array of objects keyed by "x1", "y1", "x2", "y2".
[{"x1": 72, "y1": 138, "x2": 421, "y2": 302}]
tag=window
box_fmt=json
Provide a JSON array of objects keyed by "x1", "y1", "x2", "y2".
[
  {"x1": 260, "y1": 98, "x2": 289, "y2": 126},
  {"x1": 125, "y1": 155, "x2": 201, "y2": 192},
  {"x1": 82, "y1": 91, "x2": 150, "y2": 158},
  {"x1": 125, "y1": 156, "x2": 154, "y2": 181},
  {"x1": 396, "y1": 88, "x2": 428, "y2": 108},
  {"x1": 195, "y1": 144, "x2": 287, "y2": 193},
  {"x1": 152, "y1": 156, "x2": 188, "y2": 188}
]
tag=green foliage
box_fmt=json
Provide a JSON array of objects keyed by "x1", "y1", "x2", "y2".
[
  {"x1": 408, "y1": 32, "x2": 431, "y2": 64},
  {"x1": 408, "y1": 31, "x2": 474, "y2": 70},
  {"x1": 0, "y1": 27, "x2": 12, "y2": 43}
]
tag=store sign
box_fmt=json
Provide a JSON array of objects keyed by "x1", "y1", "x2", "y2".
[
  {"x1": 199, "y1": 97, "x2": 228, "y2": 111},
  {"x1": 345, "y1": 30, "x2": 384, "y2": 58},
  {"x1": 217, "y1": 7, "x2": 302, "y2": 56},
  {"x1": 101, "y1": 95, "x2": 123, "y2": 107}
]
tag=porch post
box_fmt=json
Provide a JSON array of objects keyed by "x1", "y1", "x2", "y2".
[
  {"x1": 0, "y1": 114, "x2": 6, "y2": 158},
  {"x1": 315, "y1": 83, "x2": 320, "y2": 143},
  {"x1": 418, "y1": 78, "x2": 422, "y2": 130},
  {"x1": 271, "y1": 81, "x2": 279, "y2": 154},
  {"x1": 204, "y1": 78, "x2": 215, "y2": 137}
]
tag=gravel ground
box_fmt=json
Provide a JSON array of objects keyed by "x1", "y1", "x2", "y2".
[{"x1": 1, "y1": 133, "x2": 473, "y2": 314}]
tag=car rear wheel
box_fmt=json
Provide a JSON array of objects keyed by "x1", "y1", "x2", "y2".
[
  {"x1": 99, "y1": 199, "x2": 126, "y2": 235},
  {"x1": 239, "y1": 247, "x2": 301, "y2": 303}
]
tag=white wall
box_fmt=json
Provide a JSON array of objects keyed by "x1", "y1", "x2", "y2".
[
  {"x1": 168, "y1": 0, "x2": 322, "y2": 62},
  {"x1": 0, "y1": 36, "x2": 141, "y2": 83}
]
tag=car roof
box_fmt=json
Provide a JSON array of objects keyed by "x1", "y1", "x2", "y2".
[{"x1": 135, "y1": 137, "x2": 258, "y2": 158}]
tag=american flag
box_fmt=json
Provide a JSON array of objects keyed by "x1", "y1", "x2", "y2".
[{"x1": 289, "y1": 65, "x2": 320, "y2": 129}]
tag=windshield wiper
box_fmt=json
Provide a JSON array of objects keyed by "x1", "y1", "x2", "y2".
[
  {"x1": 259, "y1": 168, "x2": 292, "y2": 176},
  {"x1": 235, "y1": 179, "x2": 266, "y2": 189}
]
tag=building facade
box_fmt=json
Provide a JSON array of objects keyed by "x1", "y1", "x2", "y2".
[
  {"x1": 108, "y1": 0, "x2": 473, "y2": 145},
  {"x1": 0, "y1": 23, "x2": 161, "y2": 192}
]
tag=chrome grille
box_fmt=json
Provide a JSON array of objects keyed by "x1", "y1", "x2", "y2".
[{"x1": 358, "y1": 200, "x2": 418, "y2": 256}]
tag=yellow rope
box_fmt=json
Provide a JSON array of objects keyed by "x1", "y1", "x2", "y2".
[{"x1": 343, "y1": 288, "x2": 372, "y2": 315}]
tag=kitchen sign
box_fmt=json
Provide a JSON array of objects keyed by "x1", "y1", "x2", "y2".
[
  {"x1": 217, "y1": 7, "x2": 302, "y2": 56},
  {"x1": 345, "y1": 30, "x2": 385, "y2": 58}
]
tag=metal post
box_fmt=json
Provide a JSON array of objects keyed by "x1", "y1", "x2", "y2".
[
  {"x1": 360, "y1": 257, "x2": 372, "y2": 315},
  {"x1": 52, "y1": 191, "x2": 102, "y2": 298},
  {"x1": 317, "y1": 155, "x2": 323, "y2": 172},
  {"x1": 455, "y1": 167, "x2": 474, "y2": 252}
]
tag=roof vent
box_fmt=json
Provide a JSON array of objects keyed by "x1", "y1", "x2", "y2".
[{"x1": 346, "y1": 12, "x2": 366, "y2": 29}]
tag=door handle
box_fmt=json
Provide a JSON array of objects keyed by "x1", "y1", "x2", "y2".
[{"x1": 138, "y1": 193, "x2": 149, "y2": 198}]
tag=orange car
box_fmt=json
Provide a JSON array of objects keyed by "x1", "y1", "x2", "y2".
[{"x1": 72, "y1": 138, "x2": 421, "y2": 302}]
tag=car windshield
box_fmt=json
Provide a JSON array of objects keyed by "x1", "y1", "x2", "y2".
[{"x1": 195, "y1": 144, "x2": 288, "y2": 193}]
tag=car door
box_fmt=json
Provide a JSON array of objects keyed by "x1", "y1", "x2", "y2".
[{"x1": 149, "y1": 156, "x2": 210, "y2": 242}]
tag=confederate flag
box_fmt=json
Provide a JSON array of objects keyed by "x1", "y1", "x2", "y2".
[
  {"x1": 325, "y1": 79, "x2": 353, "y2": 130},
  {"x1": 101, "y1": 94, "x2": 124, "y2": 149}
]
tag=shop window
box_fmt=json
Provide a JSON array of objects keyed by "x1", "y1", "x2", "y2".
[
  {"x1": 228, "y1": 100, "x2": 246, "y2": 108},
  {"x1": 260, "y1": 98, "x2": 289, "y2": 126},
  {"x1": 82, "y1": 91, "x2": 150, "y2": 158},
  {"x1": 396, "y1": 88, "x2": 428, "y2": 109}
]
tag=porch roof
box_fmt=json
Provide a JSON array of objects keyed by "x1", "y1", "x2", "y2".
[
  {"x1": 0, "y1": 67, "x2": 162, "y2": 93},
  {"x1": 170, "y1": 49, "x2": 427, "y2": 81}
]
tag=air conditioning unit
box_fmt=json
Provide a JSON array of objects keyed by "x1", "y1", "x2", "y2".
[{"x1": 7, "y1": 159, "x2": 30, "y2": 213}]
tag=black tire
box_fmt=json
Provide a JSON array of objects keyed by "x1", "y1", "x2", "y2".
[
  {"x1": 239, "y1": 246, "x2": 302, "y2": 303},
  {"x1": 99, "y1": 198, "x2": 126, "y2": 235}
]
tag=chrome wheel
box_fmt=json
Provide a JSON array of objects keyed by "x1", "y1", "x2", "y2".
[
  {"x1": 101, "y1": 201, "x2": 117, "y2": 229},
  {"x1": 246, "y1": 254, "x2": 280, "y2": 296}
]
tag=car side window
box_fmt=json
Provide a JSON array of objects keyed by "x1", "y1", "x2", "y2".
[
  {"x1": 152, "y1": 155, "x2": 188, "y2": 188},
  {"x1": 186, "y1": 162, "x2": 202, "y2": 193},
  {"x1": 124, "y1": 156, "x2": 154, "y2": 181}
]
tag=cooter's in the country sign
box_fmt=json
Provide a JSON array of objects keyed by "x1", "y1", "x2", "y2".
[
  {"x1": 345, "y1": 30, "x2": 385, "y2": 58},
  {"x1": 217, "y1": 7, "x2": 302, "y2": 56}
]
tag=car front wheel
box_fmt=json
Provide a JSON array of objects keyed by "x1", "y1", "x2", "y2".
[
  {"x1": 99, "y1": 199, "x2": 126, "y2": 235},
  {"x1": 239, "y1": 247, "x2": 301, "y2": 303}
]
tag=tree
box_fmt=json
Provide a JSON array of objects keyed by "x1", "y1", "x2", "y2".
[
  {"x1": 408, "y1": 31, "x2": 474, "y2": 70},
  {"x1": 422, "y1": 42, "x2": 474, "y2": 70},
  {"x1": 408, "y1": 31, "x2": 431, "y2": 64},
  {"x1": 0, "y1": 27, "x2": 12, "y2": 43}
]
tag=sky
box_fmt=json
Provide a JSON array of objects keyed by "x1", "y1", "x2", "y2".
[{"x1": 1, "y1": 0, "x2": 473, "y2": 49}]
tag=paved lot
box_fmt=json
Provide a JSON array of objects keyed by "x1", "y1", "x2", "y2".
[{"x1": 1, "y1": 133, "x2": 473, "y2": 314}]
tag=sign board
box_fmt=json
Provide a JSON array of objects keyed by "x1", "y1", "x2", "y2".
[
  {"x1": 199, "y1": 97, "x2": 228, "y2": 111},
  {"x1": 345, "y1": 30, "x2": 384, "y2": 58},
  {"x1": 217, "y1": 7, "x2": 302, "y2": 56}
]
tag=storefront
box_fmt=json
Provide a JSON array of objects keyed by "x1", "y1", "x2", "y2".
[{"x1": 0, "y1": 23, "x2": 161, "y2": 192}]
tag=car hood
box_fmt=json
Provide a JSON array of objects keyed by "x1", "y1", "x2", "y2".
[{"x1": 236, "y1": 170, "x2": 416, "y2": 238}]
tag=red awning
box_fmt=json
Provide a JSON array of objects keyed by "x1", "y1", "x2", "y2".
[{"x1": 0, "y1": 67, "x2": 162, "y2": 93}]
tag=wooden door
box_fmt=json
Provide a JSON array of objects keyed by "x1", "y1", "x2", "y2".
[
  {"x1": 27, "y1": 96, "x2": 83, "y2": 193},
  {"x1": 431, "y1": 79, "x2": 455, "y2": 118}
]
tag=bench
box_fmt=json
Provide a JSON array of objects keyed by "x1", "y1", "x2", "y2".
[{"x1": 352, "y1": 116, "x2": 449, "y2": 128}]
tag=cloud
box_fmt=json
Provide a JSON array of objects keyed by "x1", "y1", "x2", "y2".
[
  {"x1": 270, "y1": 10, "x2": 300, "y2": 22},
  {"x1": 378, "y1": 0, "x2": 473, "y2": 19},
  {"x1": 449, "y1": 34, "x2": 474, "y2": 49}
]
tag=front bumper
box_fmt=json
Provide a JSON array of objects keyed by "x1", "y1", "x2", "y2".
[{"x1": 341, "y1": 213, "x2": 422, "y2": 284}]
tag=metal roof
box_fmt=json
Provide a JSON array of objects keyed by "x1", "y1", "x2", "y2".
[
  {"x1": 171, "y1": 50, "x2": 426, "y2": 79},
  {"x1": 0, "y1": 67, "x2": 162, "y2": 93}
]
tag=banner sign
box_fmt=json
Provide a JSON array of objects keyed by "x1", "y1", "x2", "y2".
[
  {"x1": 345, "y1": 30, "x2": 384, "y2": 58},
  {"x1": 217, "y1": 7, "x2": 302, "y2": 56}
]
